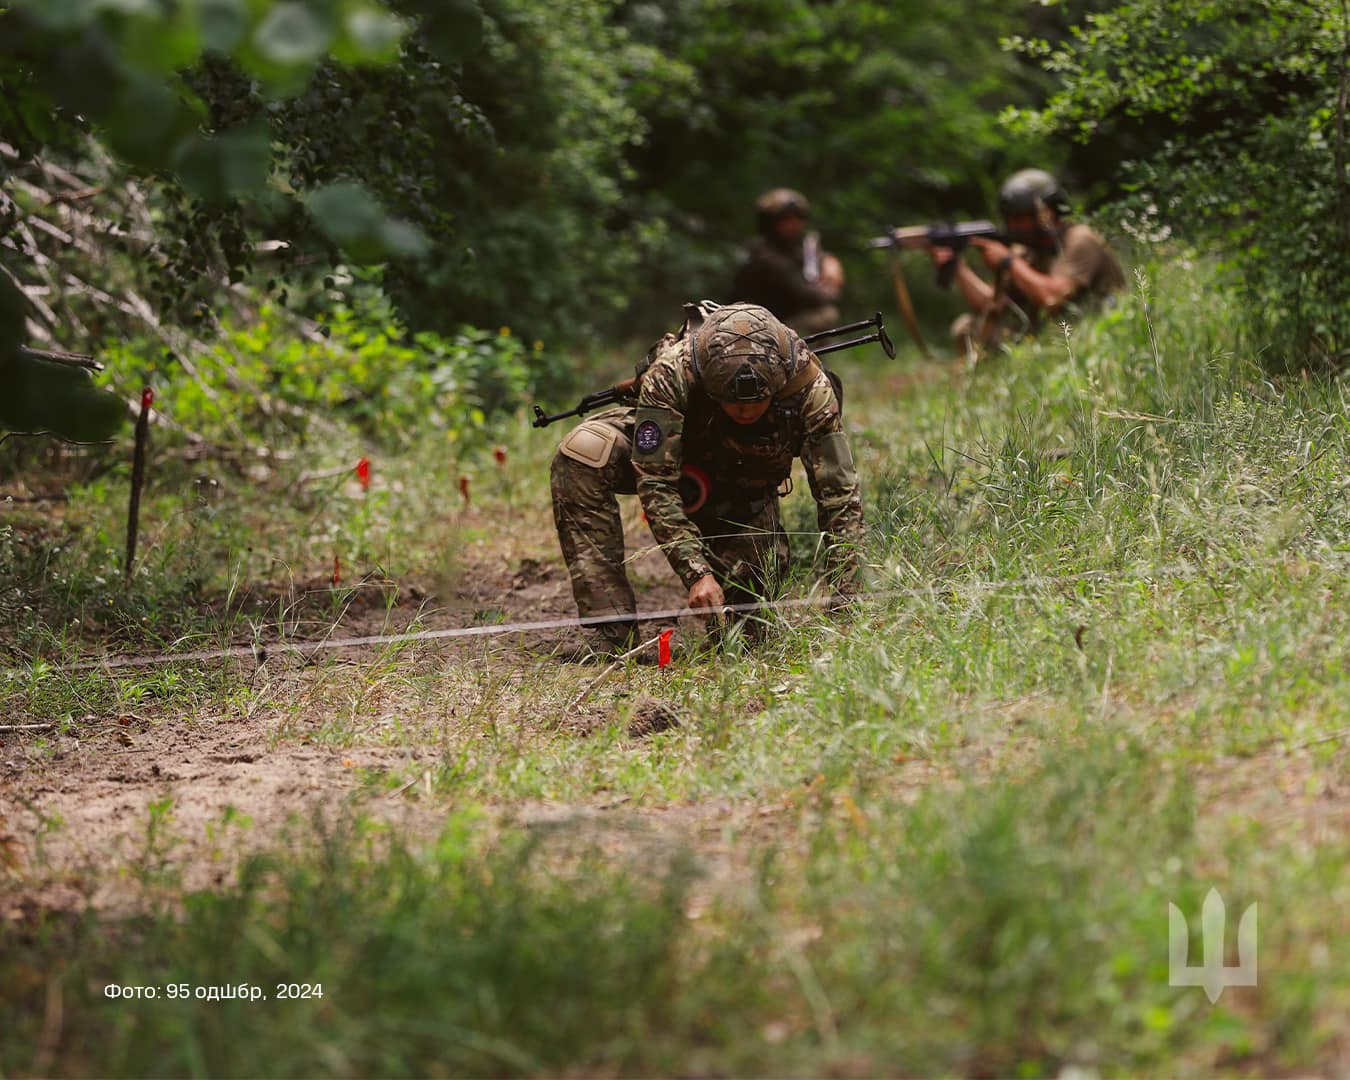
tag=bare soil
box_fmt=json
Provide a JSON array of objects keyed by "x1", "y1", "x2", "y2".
[
  {"x1": 1, "y1": 504, "x2": 698, "y2": 912},
  {"x1": 5, "y1": 486, "x2": 1348, "y2": 922}
]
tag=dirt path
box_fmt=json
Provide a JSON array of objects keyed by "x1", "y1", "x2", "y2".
[
  {"x1": 1, "y1": 506, "x2": 696, "y2": 911},
  {"x1": 9, "y1": 490, "x2": 1347, "y2": 918}
]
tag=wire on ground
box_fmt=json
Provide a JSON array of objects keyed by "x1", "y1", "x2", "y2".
[{"x1": 20, "y1": 566, "x2": 1192, "y2": 675}]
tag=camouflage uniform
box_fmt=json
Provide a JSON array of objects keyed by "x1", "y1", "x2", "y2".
[{"x1": 550, "y1": 305, "x2": 864, "y2": 649}]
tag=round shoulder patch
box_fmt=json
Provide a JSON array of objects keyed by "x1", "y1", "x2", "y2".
[{"x1": 634, "y1": 419, "x2": 664, "y2": 453}]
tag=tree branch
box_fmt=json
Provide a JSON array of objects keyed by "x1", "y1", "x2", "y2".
[{"x1": 17, "y1": 345, "x2": 101, "y2": 372}]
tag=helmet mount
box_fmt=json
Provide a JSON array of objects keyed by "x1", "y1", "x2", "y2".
[{"x1": 731, "y1": 363, "x2": 769, "y2": 402}]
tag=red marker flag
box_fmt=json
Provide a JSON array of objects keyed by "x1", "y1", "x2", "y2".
[
  {"x1": 658, "y1": 629, "x2": 673, "y2": 668},
  {"x1": 458, "y1": 475, "x2": 471, "y2": 506},
  {"x1": 493, "y1": 446, "x2": 507, "y2": 467},
  {"x1": 141, "y1": 387, "x2": 155, "y2": 410},
  {"x1": 355, "y1": 457, "x2": 371, "y2": 490}
]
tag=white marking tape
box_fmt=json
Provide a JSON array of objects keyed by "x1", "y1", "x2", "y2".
[
  {"x1": 60, "y1": 594, "x2": 841, "y2": 672},
  {"x1": 17, "y1": 566, "x2": 1193, "y2": 675}
]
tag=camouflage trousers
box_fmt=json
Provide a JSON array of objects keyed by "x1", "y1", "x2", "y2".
[{"x1": 550, "y1": 410, "x2": 790, "y2": 648}]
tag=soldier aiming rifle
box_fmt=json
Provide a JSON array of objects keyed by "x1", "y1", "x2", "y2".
[{"x1": 874, "y1": 170, "x2": 1126, "y2": 362}]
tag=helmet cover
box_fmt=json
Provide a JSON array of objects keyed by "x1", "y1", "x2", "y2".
[
  {"x1": 694, "y1": 303, "x2": 795, "y2": 403},
  {"x1": 755, "y1": 188, "x2": 810, "y2": 234}
]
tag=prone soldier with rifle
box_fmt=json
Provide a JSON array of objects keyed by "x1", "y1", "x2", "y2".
[
  {"x1": 537, "y1": 302, "x2": 891, "y2": 658},
  {"x1": 873, "y1": 169, "x2": 1126, "y2": 361}
]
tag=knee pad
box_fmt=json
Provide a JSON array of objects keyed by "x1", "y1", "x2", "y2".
[{"x1": 558, "y1": 421, "x2": 620, "y2": 468}]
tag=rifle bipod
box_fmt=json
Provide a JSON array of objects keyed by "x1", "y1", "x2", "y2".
[{"x1": 803, "y1": 312, "x2": 896, "y2": 359}]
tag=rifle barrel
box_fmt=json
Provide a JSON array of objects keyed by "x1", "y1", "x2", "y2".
[
  {"x1": 871, "y1": 221, "x2": 1004, "y2": 251},
  {"x1": 532, "y1": 380, "x2": 636, "y2": 429}
]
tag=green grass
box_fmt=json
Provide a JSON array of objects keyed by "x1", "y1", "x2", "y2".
[
  {"x1": 2, "y1": 738, "x2": 1346, "y2": 1076},
  {"x1": 4, "y1": 257, "x2": 1350, "y2": 1074},
  {"x1": 1, "y1": 814, "x2": 711, "y2": 1077}
]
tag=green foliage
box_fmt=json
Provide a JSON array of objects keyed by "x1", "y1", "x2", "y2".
[
  {"x1": 304, "y1": 182, "x2": 431, "y2": 262},
  {"x1": 101, "y1": 299, "x2": 545, "y2": 451},
  {"x1": 0, "y1": 0, "x2": 470, "y2": 430},
  {"x1": 0, "y1": 0, "x2": 442, "y2": 240},
  {"x1": 1006, "y1": 0, "x2": 1350, "y2": 367},
  {"x1": 613, "y1": 0, "x2": 1060, "y2": 330},
  {"x1": 372, "y1": 0, "x2": 658, "y2": 339},
  {"x1": 3, "y1": 0, "x2": 1073, "y2": 361},
  {"x1": 0, "y1": 350, "x2": 126, "y2": 442}
]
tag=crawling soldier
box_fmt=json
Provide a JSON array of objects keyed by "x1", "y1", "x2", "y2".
[{"x1": 550, "y1": 303, "x2": 864, "y2": 656}]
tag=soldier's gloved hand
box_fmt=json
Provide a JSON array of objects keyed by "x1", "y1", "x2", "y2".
[{"x1": 688, "y1": 574, "x2": 726, "y2": 615}]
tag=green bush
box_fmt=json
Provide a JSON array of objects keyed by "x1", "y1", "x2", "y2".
[
  {"x1": 1007, "y1": 0, "x2": 1350, "y2": 368},
  {"x1": 100, "y1": 299, "x2": 553, "y2": 452}
]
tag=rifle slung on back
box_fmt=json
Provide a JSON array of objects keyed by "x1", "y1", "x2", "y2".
[{"x1": 530, "y1": 313, "x2": 893, "y2": 429}]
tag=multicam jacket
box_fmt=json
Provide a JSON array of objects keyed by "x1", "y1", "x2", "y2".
[{"x1": 629, "y1": 332, "x2": 864, "y2": 590}]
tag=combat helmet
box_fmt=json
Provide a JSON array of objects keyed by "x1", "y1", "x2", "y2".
[
  {"x1": 755, "y1": 187, "x2": 810, "y2": 234},
  {"x1": 998, "y1": 169, "x2": 1070, "y2": 219},
  {"x1": 692, "y1": 303, "x2": 796, "y2": 403}
]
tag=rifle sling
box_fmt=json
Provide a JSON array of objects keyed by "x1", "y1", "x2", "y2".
[{"x1": 776, "y1": 358, "x2": 821, "y2": 400}]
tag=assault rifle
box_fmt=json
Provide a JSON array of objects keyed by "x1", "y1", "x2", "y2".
[
  {"x1": 870, "y1": 221, "x2": 1006, "y2": 288},
  {"x1": 530, "y1": 312, "x2": 894, "y2": 428},
  {"x1": 530, "y1": 377, "x2": 640, "y2": 429}
]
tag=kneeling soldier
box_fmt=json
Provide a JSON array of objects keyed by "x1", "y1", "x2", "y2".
[{"x1": 550, "y1": 302, "x2": 864, "y2": 655}]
